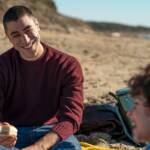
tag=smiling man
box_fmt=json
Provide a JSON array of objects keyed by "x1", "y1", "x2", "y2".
[
  {"x1": 0, "y1": 5, "x2": 84, "y2": 150},
  {"x1": 127, "y1": 65, "x2": 150, "y2": 150},
  {"x1": 4, "y1": 8, "x2": 43, "y2": 61}
]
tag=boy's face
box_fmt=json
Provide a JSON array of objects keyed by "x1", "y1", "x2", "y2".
[
  {"x1": 5, "y1": 15, "x2": 41, "y2": 59},
  {"x1": 127, "y1": 94, "x2": 150, "y2": 143}
]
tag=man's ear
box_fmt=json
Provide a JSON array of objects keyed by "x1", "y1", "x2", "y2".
[
  {"x1": 5, "y1": 30, "x2": 11, "y2": 41},
  {"x1": 34, "y1": 18, "x2": 40, "y2": 29}
]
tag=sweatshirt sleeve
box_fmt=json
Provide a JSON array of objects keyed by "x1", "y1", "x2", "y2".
[
  {"x1": 52, "y1": 57, "x2": 84, "y2": 140},
  {"x1": 0, "y1": 58, "x2": 6, "y2": 121}
]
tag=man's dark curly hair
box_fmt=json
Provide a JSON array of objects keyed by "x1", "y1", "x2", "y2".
[{"x1": 128, "y1": 64, "x2": 150, "y2": 106}]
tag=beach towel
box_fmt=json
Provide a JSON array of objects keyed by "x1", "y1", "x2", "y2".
[{"x1": 80, "y1": 142, "x2": 117, "y2": 150}]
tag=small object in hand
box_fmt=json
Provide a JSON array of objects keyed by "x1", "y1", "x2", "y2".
[{"x1": 0, "y1": 123, "x2": 17, "y2": 136}]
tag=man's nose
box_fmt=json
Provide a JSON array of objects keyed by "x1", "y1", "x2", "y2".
[
  {"x1": 21, "y1": 34, "x2": 30, "y2": 44},
  {"x1": 127, "y1": 110, "x2": 132, "y2": 118}
]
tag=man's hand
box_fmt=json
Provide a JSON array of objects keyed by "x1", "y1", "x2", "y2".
[
  {"x1": 22, "y1": 131, "x2": 60, "y2": 150},
  {"x1": 0, "y1": 134, "x2": 17, "y2": 148},
  {"x1": 21, "y1": 144, "x2": 41, "y2": 150},
  {"x1": 0, "y1": 122, "x2": 17, "y2": 148}
]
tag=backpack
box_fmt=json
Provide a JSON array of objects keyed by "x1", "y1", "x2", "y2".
[
  {"x1": 79, "y1": 88, "x2": 145, "y2": 147},
  {"x1": 79, "y1": 103, "x2": 124, "y2": 139}
]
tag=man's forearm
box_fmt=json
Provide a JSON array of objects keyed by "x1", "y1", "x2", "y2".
[{"x1": 35, "y1": 131, "x2": 60, "y2": 150}]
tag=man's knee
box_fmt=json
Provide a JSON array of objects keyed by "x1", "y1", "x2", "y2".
[{"x1": 0, "y1": 146, "x2": 19, "y2": 150}]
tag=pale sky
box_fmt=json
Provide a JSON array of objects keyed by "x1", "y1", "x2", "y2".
[{"x1": 54, "y1": 0, "x2": 150, "y2": 27}]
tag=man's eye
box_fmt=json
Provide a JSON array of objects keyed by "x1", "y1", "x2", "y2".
[
  {"x1": 25, "y1": 29, "x2": 33, "y2": 33},
  {"x1": 12, "y1": 34, "x2": 20, "y2": 38}
]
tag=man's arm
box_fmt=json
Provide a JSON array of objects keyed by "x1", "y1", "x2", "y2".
[
  {"x1": 22, "y1": 131, "x2": 60, "y2": 150},
  {"x1": 0, "y1": 62, "x2": 17, "y2": 148},
  {"x1": 51, "y1": 57, "x2": 84, "y2": 140}
]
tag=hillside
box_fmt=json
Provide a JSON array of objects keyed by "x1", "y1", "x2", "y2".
[
  {"x1": 0, "y1": 0, "x2": 150, "y2": 33},
  {"x1": 0, "y1": 0, "x2": 92, "y2": 33},
  {"x1": 88, "y1": 21, "x2": 150, "y2": 33}
]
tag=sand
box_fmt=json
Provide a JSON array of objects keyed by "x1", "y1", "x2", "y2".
[{"x1": 0, "y1": 24, "x2": 148, "y2": 149}]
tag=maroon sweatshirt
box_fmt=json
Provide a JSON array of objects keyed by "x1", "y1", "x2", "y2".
[{"x1": 0, "y1": 43, "x2": 84, "y2": 140}]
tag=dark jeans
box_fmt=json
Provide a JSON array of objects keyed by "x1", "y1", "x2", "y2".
[
  {"x1": 0, "y1": 125, "x2": 81, "y2": 150},
  {"x1": 145, "y1": 144, "x2": 150, "y2": 150}
]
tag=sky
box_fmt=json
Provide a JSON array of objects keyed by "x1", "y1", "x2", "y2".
[{"x1": 54, "y1": 0, "x2": 150, "y2": 27}]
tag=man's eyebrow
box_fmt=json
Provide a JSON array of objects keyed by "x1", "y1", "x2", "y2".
[
  {"x1": 10, "y1": 25, "x2": 32, "y2": 36},
  {"x1": 10, "y1": 31, "x2": 19, "y2": 36}
]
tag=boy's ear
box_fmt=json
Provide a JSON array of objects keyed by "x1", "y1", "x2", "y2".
[{"x1": 33, "y1": 17, "x2": 40, "y2": 28}]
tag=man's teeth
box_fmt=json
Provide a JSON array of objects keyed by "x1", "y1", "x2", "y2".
[
  {"x1": 131, "y1": 121, "x2": 136, "y2": 128},
  {"x1": 23, "y1": 44, "x2": 32, "y2": 49}
]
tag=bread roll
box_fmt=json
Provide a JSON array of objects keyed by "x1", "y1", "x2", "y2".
[{"x1": 0, "y1": 124, "x2": 17, "y2": 136}]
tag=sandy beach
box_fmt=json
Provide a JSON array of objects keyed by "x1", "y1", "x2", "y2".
[{"x1": 0, "y1": 22, "x2": 148, "y2": 149}]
